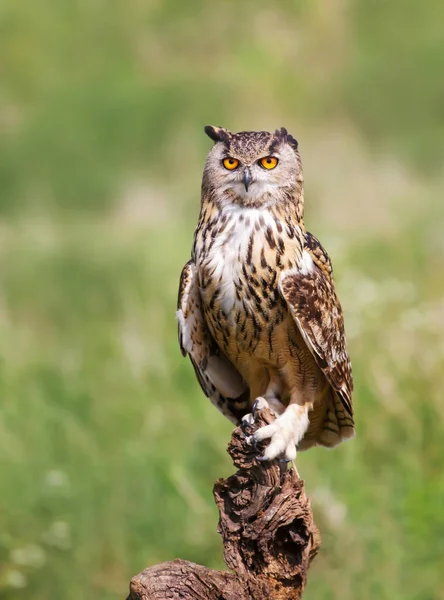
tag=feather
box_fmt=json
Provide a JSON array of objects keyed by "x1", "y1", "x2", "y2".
[
  {"x1": 177, "y1": 260, "x2": 249, "y2": 423},
  {"x1": 279, "y1": 234, "x2": 354, "y2": 419}
]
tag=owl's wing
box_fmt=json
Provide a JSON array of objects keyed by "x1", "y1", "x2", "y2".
[
  {"x1": 177, "y1": 260, "x2": 249, "y2": 424},
  {"x1": 278, "y1": 233, "x2": 354, "y2": 418}
]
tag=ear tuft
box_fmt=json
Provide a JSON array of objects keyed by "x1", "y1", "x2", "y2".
[
  {"x1": 275, "y1": 127, "x2": 288, "y2": 137},
  {"x1": 275, "y1": 127, "x2": 298, "y2": 150},
  {"x1": 287, "y1": 134, "x2": 299, "y2": 150},
  {"x1": 204, "y1": 125, "x2": 231, "y2": 144}
]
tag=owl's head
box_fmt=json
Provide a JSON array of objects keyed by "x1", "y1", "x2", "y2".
[{"x1": 202, "y1": 126, "x2": 303, "y2": 209}]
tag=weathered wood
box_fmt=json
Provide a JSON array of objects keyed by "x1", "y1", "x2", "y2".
[{"x1": 127, "y1": 404, "x2": 321, "y2": 600}]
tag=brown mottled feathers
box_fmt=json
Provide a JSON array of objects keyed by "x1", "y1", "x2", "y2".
[
  {"x1": 279, "y1": 234, "x2": 354, "y2": 418},
  {"x1": 304, "y1": 231, "x2": 333, "y2": 277},
  {"x1": 177, "y1": 260, "x2": 249, "y2": 424}
]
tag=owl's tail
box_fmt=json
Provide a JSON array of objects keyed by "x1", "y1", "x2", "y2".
[
  {"x1": 297, "y1": 390, "x2": 354, "y2": 451},
  {"x1": 317, "y1": 392, "x2": 355, "y2": 448}
]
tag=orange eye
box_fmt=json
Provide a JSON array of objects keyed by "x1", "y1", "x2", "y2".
[
  {"x1": 223, "y1": 157, "x2": 239, "y2": 170},
  {"x1": 259, "y1": 156, "x2": 278, "y2": 170}
]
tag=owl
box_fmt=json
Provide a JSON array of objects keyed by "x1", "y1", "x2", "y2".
[{"x1": 177, "y1": 126, "x2": 354, "y2": 461}]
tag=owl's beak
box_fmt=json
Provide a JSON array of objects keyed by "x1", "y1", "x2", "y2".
[{"x1": 242, "y1": 168, "x2": 252, "y2": 192}]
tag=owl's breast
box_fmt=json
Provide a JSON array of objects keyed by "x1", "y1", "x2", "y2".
[
  {"x1": 198, "y1": 248, "x2": 286, "y2": 358},
  {"x1": 194, "y1": 203, "x2": 303, "y2": 357}
]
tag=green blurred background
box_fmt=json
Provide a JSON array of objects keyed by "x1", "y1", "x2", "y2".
[{"x1": 1, "y1": 1, "x2": 443, "y2": 598}]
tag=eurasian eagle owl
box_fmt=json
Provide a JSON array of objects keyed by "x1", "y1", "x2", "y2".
[{"x1": 177, "y1": 126, "x2": 354, "y2": 461}]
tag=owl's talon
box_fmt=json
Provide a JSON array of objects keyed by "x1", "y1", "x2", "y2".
[
  {"x1": 241, "y1": 413, "x2": 255, "y2": 429},
  {"x1": 252, "y1": 397, "x2": 269, "y2": 417}
]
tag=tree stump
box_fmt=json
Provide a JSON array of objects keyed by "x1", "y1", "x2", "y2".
[{"x1": 127, "y1": 404, "x2": 321, "y2": 599}]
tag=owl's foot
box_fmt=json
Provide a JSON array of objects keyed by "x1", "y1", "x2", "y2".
[
  {"x1": 241, "y1": 412, "x2": 255, "y2": 427},
  {"x1": 253, "y1": 404, "x2": 310, "y2": 462},
  {"x1": 252, "y1": 396, "x2": 270, "y2": 416},
  {"x1": 242, "y1": 397, "x2": 273, "y2": 430}
]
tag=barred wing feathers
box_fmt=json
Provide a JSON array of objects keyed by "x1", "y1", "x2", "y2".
[
  {"x1": 279, "y1": 234, "x2": 354, "y2": 420},
  {"x1": 177, "y1": 260, "x2": 249, "y2": 424}
]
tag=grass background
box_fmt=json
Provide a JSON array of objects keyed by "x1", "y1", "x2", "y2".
[{"x1": 1, "y1": 1, "x2": 444, "y2": 598}]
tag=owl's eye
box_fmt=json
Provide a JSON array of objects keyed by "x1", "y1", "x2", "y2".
[
  {"x1": 259, "y1": 156, "x2": 278, "y2": 170},
  {"x1": 223, "y1": 157, "x2": 239, "y2": 170}
]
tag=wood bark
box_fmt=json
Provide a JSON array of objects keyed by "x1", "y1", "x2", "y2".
[{"x1": 127, "y1": 404, "x2": 321, "y2": 600}]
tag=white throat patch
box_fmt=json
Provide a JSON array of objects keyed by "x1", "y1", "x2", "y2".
[{"x1": 198, "y1": 206, "x2": 279, "y2": 314}]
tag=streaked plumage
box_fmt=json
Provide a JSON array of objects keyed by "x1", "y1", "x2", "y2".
[{"x1": 177, "y1": 126, "x2": 354, "y2": 461}]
